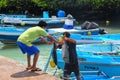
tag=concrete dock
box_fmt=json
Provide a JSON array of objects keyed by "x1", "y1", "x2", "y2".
[{"x1": 0, "y1": 56, "x2": 61, "y2": 80}]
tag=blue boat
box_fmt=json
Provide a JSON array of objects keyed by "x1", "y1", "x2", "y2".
[
  {"x1": 2, "y1": 17, "x2": 67, "y2": 28},
  {"x1": 0, "y1": 12, "x2": 76, "y2": 28},
  {"x1": 0, "y1": 25, "x2": 103, "y2": 44},
  {"x1": 51, "y1": 43, "x2": 120, "y2": 78},
  {"x1": 43, "y1": 43, "x2": 120, "y2": 80},
  {"x1": 0, "y1": 26, "x2": 25, "y2": 44},
  {"x1": 0, "y1": 14, "x2": 27, "y2": 20}
]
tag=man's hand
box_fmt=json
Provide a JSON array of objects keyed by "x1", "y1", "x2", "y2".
[
  {"x1": 47, "y1": 41, "x2": 53, "y2": 44},
  {"x1": 64, "y1": 37, "x2": 68, "y2": 41}
]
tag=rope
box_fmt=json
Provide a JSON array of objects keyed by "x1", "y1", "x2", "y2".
[{"x1": 53, "y1": 68, "x2": 58, "y2": 76}]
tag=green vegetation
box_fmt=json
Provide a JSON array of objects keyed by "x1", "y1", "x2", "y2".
[{"x1": 0, "y1": 0, "x2": 120, "y2": 20}]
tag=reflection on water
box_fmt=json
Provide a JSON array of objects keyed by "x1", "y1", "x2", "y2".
[
  {"x1": 0, "y1": 43, "x2": 17, "y2": 50},
  {"x1": 0, "y1": 42, "x2": 4, "y2": 49}
]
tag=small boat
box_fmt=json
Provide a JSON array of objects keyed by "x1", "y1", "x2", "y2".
[
  {"x1": 0, "y1": 25, "x2": 103, "y2": 44},
  {"x1": 0, "y1": 26, "x2": 25, "y2": 44},
  {"x1": 0, "y1": 12, "x2": 75, "y2": 28},
  {"x1": 0, "y1": 14, "x2": 27, "y2": 20},
  {"x1": 51, "y1": 43, "x2": 120, "y2": 78},
  {"x1": 2, "y1": 17, "x2": 68, "y2": 28},
  {"x1": 43, "y1": 43, "x2": 120, "y2": 80}
]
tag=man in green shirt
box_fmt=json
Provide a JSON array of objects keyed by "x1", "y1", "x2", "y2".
[{"x1": 17, "y1": 20, "x2": 58, "y2": 71}]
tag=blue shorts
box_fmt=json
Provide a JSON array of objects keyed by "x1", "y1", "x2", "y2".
[{"x1": 17, "y1": 41, "x2": 40, "y2": 55}]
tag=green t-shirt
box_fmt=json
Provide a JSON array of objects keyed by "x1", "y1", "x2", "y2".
[{"x1": 17, "y1": 26, "x2": 49, "y2": 46}]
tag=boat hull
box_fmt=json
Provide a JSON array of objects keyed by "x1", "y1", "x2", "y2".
[
  {"x1": 55, "y1": 44, "x2": 120, "y2": 77},
  {"x1": 0, "y1": 27, "x2": 101, "y2": 44},
  {"x1": 3, "y1": 17, "x2": 68, "y2": 28}
]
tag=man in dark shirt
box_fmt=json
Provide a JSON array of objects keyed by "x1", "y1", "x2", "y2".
[{"x1": 59, "y1": 32, "x2": 81, "y2": 80}]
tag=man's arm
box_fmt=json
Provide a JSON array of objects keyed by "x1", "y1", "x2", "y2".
[
  {"x1": 39, "y1": 36, "x2": 51, "y2": 44},
  {"x1": 47, "y1": 35, "x2": 59, "y2": 43}
]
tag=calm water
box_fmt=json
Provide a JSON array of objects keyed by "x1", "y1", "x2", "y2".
[{"x1": 0, "y1": 20, "x2": 120, "y2": 77}]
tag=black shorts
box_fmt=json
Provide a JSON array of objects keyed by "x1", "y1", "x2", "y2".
[{"x1": 64, "y1": 61, "x2": 80, "y2": 76}]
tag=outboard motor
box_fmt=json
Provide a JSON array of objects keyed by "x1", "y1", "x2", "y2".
[
  {"x1": 81, "y1": 21, "x2": 99, "y2": 30},
  {"x1": 99, "y1": 28, "x2": 108, "y2": 34}
]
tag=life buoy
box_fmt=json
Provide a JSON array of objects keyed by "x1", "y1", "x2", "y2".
[
  {"x1": 106, "y1": 20, "x2": 110, "y2": 26},
  {"x1": 87, "y1": 31, "x2": 91, "y2": 35},
  {"x1": 20, "y1": 21, "x2": 25, "y2": 26}
]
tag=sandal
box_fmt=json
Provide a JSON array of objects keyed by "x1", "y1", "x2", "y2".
[
  {"x1": 31, "y1": 68, "x2": 42, "y2": 71},
  {"x1": 26, "y1": 66, "x2": 33, "y2": 70}
]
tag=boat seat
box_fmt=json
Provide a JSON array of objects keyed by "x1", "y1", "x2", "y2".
[
  {"x1": 111, "y1": 76, "x2": 120, "y2": 79},
  {"x1": 94, "y1": 52, "x2": 118, "y2": 55}
]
